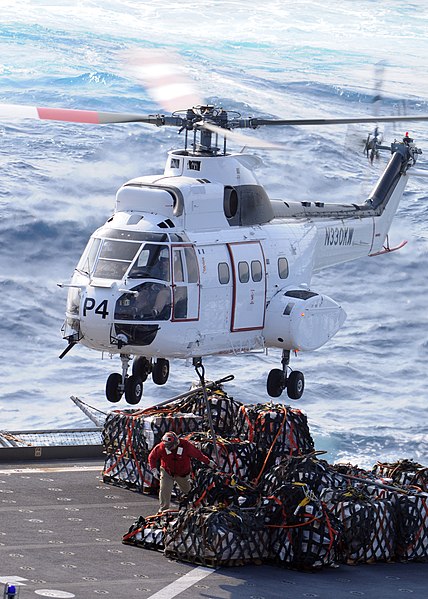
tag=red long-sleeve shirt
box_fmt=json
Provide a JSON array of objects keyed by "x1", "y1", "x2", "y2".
[{"x1": 148, "y1": 438, "x2": 210, "y2": 477}]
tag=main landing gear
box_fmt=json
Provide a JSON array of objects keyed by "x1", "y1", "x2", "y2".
[
  {"x1": 266, "y1": 349, "x2": 305, "y2": 400},
  {"x1": 105, "y1": 354, "x2": 170, "y2": 404}
]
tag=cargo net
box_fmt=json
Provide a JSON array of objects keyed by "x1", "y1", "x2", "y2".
[
  {"x1": 267, "y1": 483, "x2": 343, "y2": 570},
  {"x1": 395, "y1": 494, "x2": 428, "y2": 562},
  {"x1": 102, "y1": 411, "x2": 156, "y2": 492},
  {"x1": 185, "y1": 432, "x2": 259, "y2": 481},
  {"x1": 373, "y1": 459, "x2": 428, "y2": 492},
  {"x1": 187, "y1": 463, "x2": 259, "y2": 508},
  {"x1": 260, "y1": 454, "x2": 353, "y2": 497},
  {"x1": 233, "y1": 404, "x2": 314, "y2": 479},
  {"x1": 163, "y1": 506, "x2": 271, "y2": 567},
  {"x1": 123, "y1": 511, "x2": 179, "y2": 551},
  {"x1": 320, "y1": 487, "x2": 397, "y2": 564},
  {"x1": 182, "y1": 389, "x2": 243, "y2": 436}
]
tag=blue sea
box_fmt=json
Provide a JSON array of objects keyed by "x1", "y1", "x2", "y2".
[{"x1": 1, "y1": 1, "x2": 427, "y2": 468}]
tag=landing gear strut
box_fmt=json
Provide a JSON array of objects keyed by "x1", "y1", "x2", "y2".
[
  {"x1": 266, "y1": 350, "x2": 305, "y2": 400},
  {"x1": 105, "y1": 355, "x2": 170, "y2": 403},
  {"x1": 105, "y1": 354, "x2": 144, "y2": 405}
]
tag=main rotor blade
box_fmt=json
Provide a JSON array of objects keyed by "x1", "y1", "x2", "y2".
[
  {"x1": 122, "y1": 48, "x2": 203, "y2": 113},
  {"x1": 247, "y1": 114, "x2": 428, "y2": 127},
  {"x1": 201, "y1": 121, "x2": 283, "y2": 149},
  {"x1": 0, "y1": 103, "x2": 169, "y2": 125}
]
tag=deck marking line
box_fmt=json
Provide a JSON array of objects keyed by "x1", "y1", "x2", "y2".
[
  {"x1": 146, "y1": 566, "x2": 215, "y2": 599},
  {"x1": 0, "y1": 466, "x2": 101, "y2": 475},
  {"x1": 0, "y1": 575, "x2": 27, "y2": 585}
]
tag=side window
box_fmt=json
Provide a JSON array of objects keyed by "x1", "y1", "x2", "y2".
[
  {"x1": 238, "y1": 261, "x2": 249, "y2": 283},
  {"x1": 278, "y1": 257, "x2": 289, "y2": 279},
  {"x1": 184, "y1": 247, "x2": 199, "y2": 283},
  {"x1": 218, "y1": 262, "x2": 230, "y2": 285},
  {"x1": 251, "y1": 260, "x2": 262, "y2": 282},
  {"x1": 173, "y1": 249, "x2": 185, "y2": 282},
  {"x1": 128, "y1": 244, "x2": 170, "y2": 281}
]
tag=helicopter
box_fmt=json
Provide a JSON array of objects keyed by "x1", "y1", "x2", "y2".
[{"x1": 2, "y1": 51, "x2": 428, "y2": 405}]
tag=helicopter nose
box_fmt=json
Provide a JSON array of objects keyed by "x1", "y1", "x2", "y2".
[{"x1": 78, "y1": 288, "x2": 114, "y2": 349}]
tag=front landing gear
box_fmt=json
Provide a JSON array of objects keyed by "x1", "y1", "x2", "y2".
[
  {"x1": 105, "y1": 354, "x2": 144, "y2": 405},
  {"x1": 266, "y1": 350, "x2": 305, "y2": 400}
]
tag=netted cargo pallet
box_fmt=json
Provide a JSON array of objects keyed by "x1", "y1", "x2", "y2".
[
  {"x1": 187, "y1": 464, "x2": 259, "y2": 508},
  {"x1": 268, "y1": 483, "x2": 342, "y2": 570},
  {"x1": 102, "y1": 410, "x2": 156, "y2": 492},
  {"x1": 164, "y1": 506, "x2": 271, "y2": 567},
  {"x1": 260, "y1": 454, "x2": 349, "y2": 497},
  {"x1": 185, "y1": 431, "x2": 259, "y2": 480},
  {"x1": 395, "y1": 493, "x2": 428, "y2": 562},
  {"x1": 123, "y1": 511, "x2": 179, "y2": 551},
  {"x1": 103, "y1": 452, "x2": 157, "y2": 492},
  {"x1": 373, "y1": 459, "x2": 428, "y2": 492},
  {"x1": 102, "y1": 409, "x2": 203, "y2": 492},
  {"x1": 320, "y1": 487, "x2": 396, "y2": 564},
  {"x1": 183, "y1": 389, "x2": 243, "y2": 436},
  {"x1": 233, "y1": 404, "x2": 314, "y2": 475}
]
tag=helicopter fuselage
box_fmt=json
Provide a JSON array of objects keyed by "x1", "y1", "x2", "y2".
[{"x1": 63, "y1": 140, "x2": 415, "y2": 369}]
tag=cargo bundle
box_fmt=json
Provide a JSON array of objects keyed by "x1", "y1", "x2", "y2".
[
  {"x1": 185, "y1": 431, "x2": 259, "y2": 480},
  {"x1": 163, "y1": 506, "x2": 271, "y2": 567},
  {"x1": 234, "y1": 404, "x2": 314, "y2": 466},
  {"x1": 373, "y1": 459, "x2": 428, "y2": 491},
  {"x1": 320, "y1": 487, "x2": 397, "y2": 564}
]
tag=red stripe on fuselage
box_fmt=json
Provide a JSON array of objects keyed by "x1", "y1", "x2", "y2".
[{"x1": 37, "y1": 107, "x2": 100, "y2": 124}]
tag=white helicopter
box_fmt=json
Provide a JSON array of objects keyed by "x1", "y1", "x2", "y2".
[{"x1": 3, "y1": 51, "x2": 428, "y2": 405}]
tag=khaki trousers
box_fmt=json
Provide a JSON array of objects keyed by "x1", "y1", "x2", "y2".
[{"x1": 159, "y1": 467, "x2": 191, "y2": 511}]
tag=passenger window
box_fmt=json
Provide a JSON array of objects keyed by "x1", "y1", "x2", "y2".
[
  {"x1": 218, "y1": 262, "x2": 230, "y2": 285},
  {"x1": 251, "y1": 260, "x2": 262, "y2": 282},
  {"x1": 238, "y1": 261, "x2": 249, "y2": 283},
  {"x1": 278, "y1": 257, "x2": 289, "y2": 279}
]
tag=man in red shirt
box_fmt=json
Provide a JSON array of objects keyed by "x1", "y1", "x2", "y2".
[{"x1": 148, "y1": 431, "x2": 215, "y2": 511}]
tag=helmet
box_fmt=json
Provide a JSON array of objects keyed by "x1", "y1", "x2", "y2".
[{"x1": 162, "y1": 432, "x2": 179, "y2": 449}]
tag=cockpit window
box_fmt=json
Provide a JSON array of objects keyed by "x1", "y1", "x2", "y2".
[
  {"x1": 128, "y1": 244, "x2": 170, "y2": 281},
  {"x1": 76, "y1": 238, "x2": 101, "y2": 275},
  {"x1": 93, "y1": 240, "x2": 141, "y2": 280}
]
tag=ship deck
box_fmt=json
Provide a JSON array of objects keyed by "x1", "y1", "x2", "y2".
[{"x1": 0, "y1": 456, "x2": 426, "y2": 599}]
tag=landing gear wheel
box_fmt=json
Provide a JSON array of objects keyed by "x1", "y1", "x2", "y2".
[
  {"x1": 152, "y1": 358, "x2": 170, "y2": 385},
  {"x1": 106, "y1": 373, "x2": 123, "y2": 403},
  {"x1": 125, "y1": 375, "x2": 143, "y2": 405},
  {"x1": 132, "y1": 356, "x2": 151, "y2": 382},
  {"x1": 267, "y1": 368, "x2": 286, "y2": 398},
  {"x1": 287, "y1": 370, "x2": 305, "y2": 400}
]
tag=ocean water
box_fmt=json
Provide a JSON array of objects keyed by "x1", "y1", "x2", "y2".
[{"x1": 1, "y1": 1, "x2": 427, "y2": 468}]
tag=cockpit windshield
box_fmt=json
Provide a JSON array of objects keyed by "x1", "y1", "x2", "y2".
[
  {"x1": 75, "y1": 230, "x2": 174, "y2": 281},
  {"x1": 128, "y1": 244, "x2": 170, "y2": 281},
  {"x1": 93, "y1": 239, "x2": 142, "y2": 280}
]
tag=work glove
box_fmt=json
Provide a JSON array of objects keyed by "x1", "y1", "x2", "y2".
[{"x1": 151, "y1": 468, "x2": 160, "y2": 480}]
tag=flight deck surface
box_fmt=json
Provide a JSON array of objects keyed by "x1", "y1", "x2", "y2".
[{"x1": 0, "y1": 458, "x2": 426, "y2": 599}]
